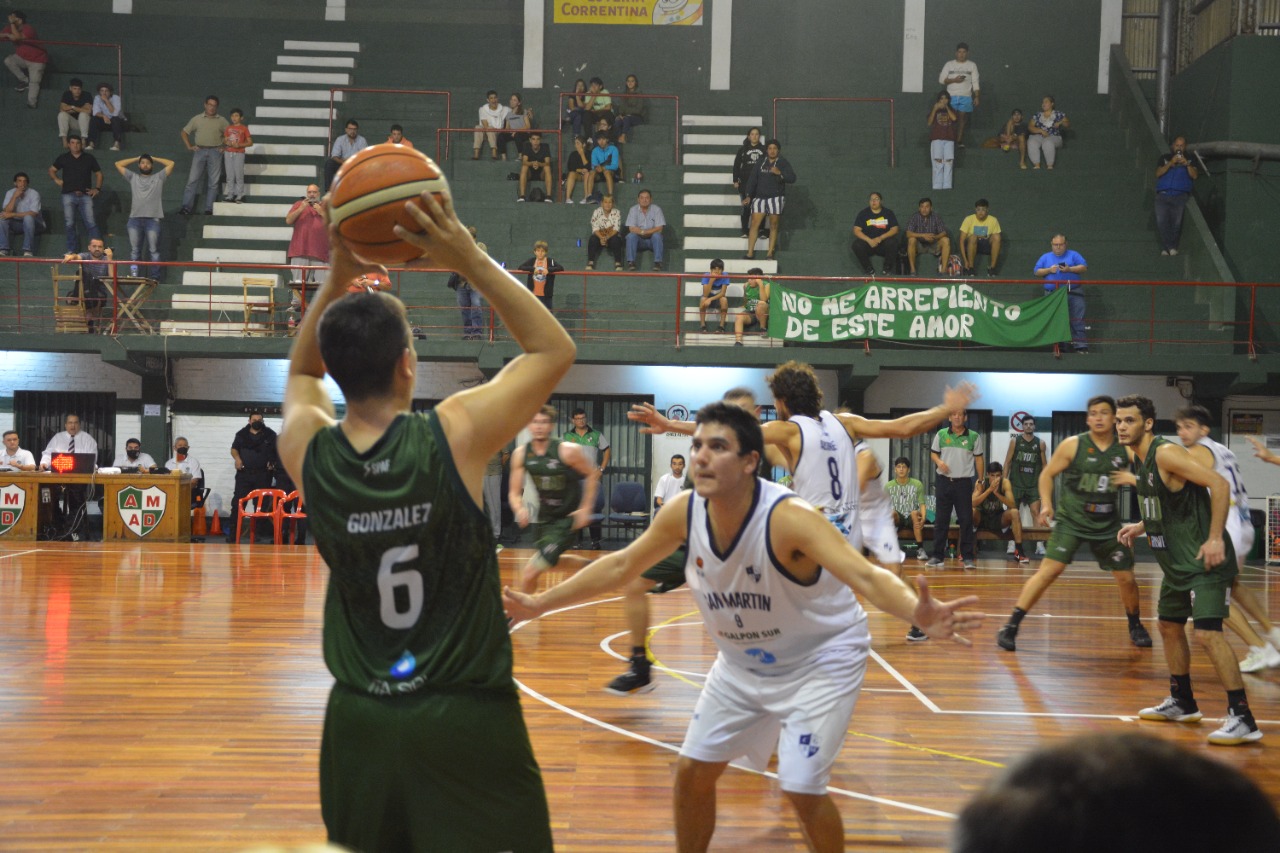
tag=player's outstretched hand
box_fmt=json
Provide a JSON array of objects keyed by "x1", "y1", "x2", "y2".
[
  {"x1": 943, "y1": 381, "x2": 979, "y2": 413},
  {"x1": 912, "y1": 575, "x2": 983, "y2": 645},
  {"x1": 1247, "y1": 436, "x2": 1278, "y2": 465},
  {"x1": 395, "y1": 190, "x2": 483, "y2": 272},
  {"x1": 503, "y1": 586, "x2": 540, "y2": 624},
  {"x1": 325, "y1": 229, "x2": 388, "y2": 290},
  {"x1": 1117, "y1": 522, "x2": 1143, "y2": 549},
  {"x1": 628, "y1": 402, "x2": 674, "y2": 435}
]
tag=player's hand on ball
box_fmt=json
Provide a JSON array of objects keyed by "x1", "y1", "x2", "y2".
[
  {"x1": 326, "y1": 225, "x2": 389, "y2": 288},
  {"x1": 913, "y1": 575, "x2": 983, "y2": 645},
  {"x1": 396, "y1": 190, "x2": 482, "y2": 272}
]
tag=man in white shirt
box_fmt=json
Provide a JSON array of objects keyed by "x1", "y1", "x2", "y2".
[
  {"x1": 939, "y1": 42, "x2": 980, "y2": 148},
  {"x1": 653, "y1": 453, "x2": 686, "y2": 514},
  {"x1": 324, "y1": 119, "x2": 368, "y2": 190},
  {"x1": 112, "y1": 437, "x2": 157, "y2": 472},
  {"x1": 473, "y1": 90, "x2": 511, "y2": 161},
  {"x1": 40, "y1": 413, "x2": 99, "y2": 539},
  {"x1": 164, "y1": 436, "x2": 203, "y2": 482},
  {"x1": 40, "y1": 413, "x2": 98, "y2": 469},
  {"x1": 0, "y1": 429, "x2": 35, "y2": 469}
]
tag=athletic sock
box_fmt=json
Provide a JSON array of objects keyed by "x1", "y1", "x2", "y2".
[
  {"x1": 1227, "y1": 689, "x2": 1255, "y2": 724},
  {"x1": 1126, "y1": 610, "x2": 1142, "y2": 628},
  {"x1": 1007, "y1": 607, "x2": 1027, "y2": 628},
  {"x1": 1171, "y1": 674, "x2": 1197, "y2": 710},
  {"x1": 630, "y1": 646, "x2": 650, "y2": 672}
]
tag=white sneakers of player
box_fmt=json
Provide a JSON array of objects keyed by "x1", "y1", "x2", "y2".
[
  {"x1": 1238, "y1": 644, "x2": 1280, "y2": 673},
  {"x1": 1207, "y1": 710, "x2": 1263, "y2": 745},
  {"x1": 1138, "y1": 696, "x2": 1202, "y2": 723}
]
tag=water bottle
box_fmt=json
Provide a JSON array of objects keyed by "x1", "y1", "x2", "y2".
[
  {"x1": 633, "y1": 169, "x2": 643, "y2": 184},
  {"x1": 576, "y1": 238, "x2": 582, "y2": 248}
]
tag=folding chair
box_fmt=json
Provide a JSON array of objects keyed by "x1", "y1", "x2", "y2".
[
  {"x1": 236, "y1": 487, "x2": 286, "y2": 543},
  {"x1": 607, "y1": 480, "x2": 650, "y2": 534},
  {"x1": 242, "y1": 277, "x2": 277, "y2": 336},
  {"x1": 51, "y1": 263, "x2": 89, "y2": 333}
]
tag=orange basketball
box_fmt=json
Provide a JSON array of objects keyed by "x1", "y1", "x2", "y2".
[{"x1": 327, "y1": 144, "x2": 451, "y2": 266}]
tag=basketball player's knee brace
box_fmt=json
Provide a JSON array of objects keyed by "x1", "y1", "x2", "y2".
[{"x1": 1192, "y1": 617, "x2": 1224, "y2": 632}]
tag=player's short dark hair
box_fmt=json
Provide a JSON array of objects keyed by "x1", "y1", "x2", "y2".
[
  {"x1": 696, "y1": 401, "x2": 764, "y2": 461},
  {"x1": 571, "y1": 407, "x2": 586, "y2": 417},
  {"x1": 987, "y1": 461, "x2": 1003, "y2": 473},
  {"x1": 317, "y1": 292, "x2": 411, "y2": 403},
  {"x1": 229, "y1": 108, "x2": 242, "y2": 117},
  {"x1": 952, "y1": 733, "x2": 1280, "y2": 853},
  {"x1": 747, "y1": 267, "x2": 763, "y2": 276},
  {"x1": 767, "y1": 360, "x2": 823, "y2": 418},
  {"x1": 125, "y1": 437, "x2": 140, "y2": 446},
  {"x1": 66, "y1": 134, "x2": 82, "y2": 143},
  {"x1": 710, "y1": 258, "x2": 724, "y2": 271},
  {"x1": 69, "y1": 77, "x2": 83, "y2": 88},
  {"x1": 3, "y1": 429, "x2": 17, "y2": 439},
  {"x1": 1116, "y1": 394, "x2": 1156, "y2": 423},
  {"x1": 766, "y1": 138, "x2": 781, "y2": 150},
  {"x1": 137, "y1": 154, "x2": 153, "y2": 166},
  {"x1": 894, "y1": 456, "x2": 911, "y2": 468},
  {"x1": 345, "y1": 119, "x2": 359, "y2": 129},
  {"x1": 1175, "y1": 404, "x2": 1213, "y2": 427},
  {"x1": 390, "y1": 123, "x2": 403, "y2": 132},
  {"x1": 975, "y1": 198, "x2": 990, "y2": 208},
  {"x1": 1086, "y1": 394, "x2": 1116, "y2": 414},
  {"x1": 486, "y1": 89, "x2": 498, "y2": 97},
  {"x1": 671, "y1": 454, "x2": 685, "y2": 463},
  {"x1": 13, "y1": 171, "x2": 27, "y2": 182},
  {"x1": 721, "y1": 386, "x2": 756, "y2": 407},
  {"x1": 589, "y1": 77, "x2": 603, "y2": 87},
  {"x1": 918, "y1": 197, "x2": 932, "y2": 206}
]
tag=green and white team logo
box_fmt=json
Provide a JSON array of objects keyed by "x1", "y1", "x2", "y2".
[
  {"x1": 118, "y1": 485, "x2": 166, "y2": 537},
  {"x1": 0, "y1": 484, "x2": 26, "y2": 535}
]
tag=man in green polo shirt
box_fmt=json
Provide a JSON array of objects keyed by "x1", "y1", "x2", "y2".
[
  {"x1": 563, "y1": 407, "x2": 610, "y2": 549},
  {"x1": 928, "y1": 409, "x2": 984, "y2": 569},
  {"x1": 179, "y1": 95, "x2": 229, "y2": 216}
]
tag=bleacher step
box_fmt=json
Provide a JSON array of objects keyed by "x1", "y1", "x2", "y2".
[
  {"x1": 248, "y1": 143, "x2": 325, "y2": 157},
  {"x1": 203, "y1": 225, "x2": 295, "y2": 242},
  {"x1": 684, "y1": 153, "x2": 735, "y2": 167},
  {"x1": 686, "y1": 236, "x2": 768, "y2": 251},
  {"x1": 684, "y1": 193, "x2": 741, "y2": 206},
  {"x1": 193, "y1": 248, "x2": 288, "y2": 264},
  {"x1": 683, "y1": 133, "x2": 747, "y2": 146},
  {"x1": 277, "y1": 55, "x2": 355, "y2": 68},
  {"x1": 683, "y1": 173, "x2": 732, "y2": 185},
  {"x1": 684, "y1": 213, "x2": 741, "y2": 229},
  {"x1": 271, "y1": 71, "x2": 351, "y2": 86},
  {"x1": 255, "y1": 106, "x2": 337, "y2": 120},
  {"x1": 283, "y1": 39, "x2": 361, "y2": 52},
  {"x1": 682, "y1": 115, "x2": 763, "y2": 126},
  {"x1": 683, "y1": 333, "x2": 779, "y2": 347},
  {"x1": 211, "y1": 202, "x2": 294, "y2": 217},
  {"x1": 245, "y1": 163, "x2": 318, "y2": 178},
  {"x1": 245, "y1": 124, "x2": 331, "y2": 138},
  {"x1": 263, "y1": 89, "x2": 345, "y2": 102},
  {"x1": 181, "y1": 271, "x2": 282, "y2": 288},
  {"x1": 242, "y1": 184, "x2": 310, "y2": 198}
]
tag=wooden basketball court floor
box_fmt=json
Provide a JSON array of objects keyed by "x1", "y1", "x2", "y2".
[{"x1": 1, "y1": 542, "x2": 1278, "y2": 851}]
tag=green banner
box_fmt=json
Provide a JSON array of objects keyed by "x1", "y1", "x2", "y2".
[{"x1": 768, "y1": 282, "x2": 1070, "y2": 347}]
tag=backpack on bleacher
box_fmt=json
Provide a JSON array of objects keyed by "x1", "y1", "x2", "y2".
[{"x1": 947, "y1": 254, "x2": 963, "y2": 277}]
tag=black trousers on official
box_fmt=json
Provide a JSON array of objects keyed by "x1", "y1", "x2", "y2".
[{"x1": 932, "y1": 474, "x2": 975, "y2": 561}]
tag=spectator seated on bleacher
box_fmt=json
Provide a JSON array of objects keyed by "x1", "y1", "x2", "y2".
[
  {"x1": 325, "y1": 119, "x2": 367, "y2": 190},
  {"x1": 498, "y1": 92, "x2": 533, "y2": 160},
  {"x1": 563, "y1": 136, "x2": 590, "y2": 204},
  {"x1": 566, "y1": 78, "x2": 588, "y2": 141},
  {"x1": 586, "y1": 195, "x2": 623, "y2": 271},
  {"x1": 1027, "y1": 96, "x2": 1070, "y2": 170},
  {"x1": 473, "y1": 90, "x2": 510, "y2": 161},
  {"x1": 89, "y1": 83, "x2": 125, "y2": 152},
  {"x1": 386, "y1": 124, "x2": 413, "y2": 148},
  {"x1": 698, "y1": 258, "x2": 729, "y2": 334},
  {"x1": 612, "y1": 74, "x2": 647, "y2": 144},
  {"x1": 996, "y1": 109, "x2": 1029, "y2": 170},
  {"x1": 3, "y1": 10, "x2": 47, "y2": 109},
  {"x1": 63, "y1": 238, "x2": 112, "y2": 333},
  {"x1": 585, "y1": 132, "x2": 621, "y2": 202},
  {"x1": 57, "y1": 78, "x2": 92, "y2": 148},
  {"x1": 0, "y1": 171, "x2": 43, "y2": 257},
  {"x1": 582, "y1": 77, "x2": 614, "y2": 129},
  {"x1": 517, "y1": 133, "x2": 553, "y2": 203},
  {"x1": 624, "y1": 189, "x2": 665, "y2": 271},
  {"x1": 735, "y1": 268, "x2": 771, "y2": 345}
]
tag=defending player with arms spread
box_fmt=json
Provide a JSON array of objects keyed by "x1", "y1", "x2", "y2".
[
  {"x1": 505, "y1": 402, "x2": 984, "y2": 852},
  {"x1": 1115, "y1": 395, "x2": 1262, "y2": 745},
  {"x1": 276, "y1": 189, "x2": 574, "y2": 851},
  {"x1": 995, "y1": 395, "x2": 1152, "y2": 652}
]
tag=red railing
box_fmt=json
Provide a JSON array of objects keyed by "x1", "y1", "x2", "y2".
[
  {"x1": 558, "y1": 92, "x2": 681, "y2": 166},
  {"x1": 772, "y1": 97, "x2": 896, "y2": 167},
  {"x1": 0, "y1": 257, "x2": 1272, "y2": 355},
  {"x1": 434, "y1": 127, "x2": 563, "y2": 200},
  {"x1": 326, "y1": 87, "x2": 452, "y2": 159},
  {"x1": 31, "y1": 40, "x2": 123, "y2": 98}
]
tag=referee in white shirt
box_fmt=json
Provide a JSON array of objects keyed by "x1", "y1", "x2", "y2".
[{"x1": 39, "y1": 413, "x2": 99, "y2": 539}]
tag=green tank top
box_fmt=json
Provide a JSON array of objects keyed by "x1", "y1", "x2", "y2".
[
  {"x1": 743, "y1": 282, "x2": 761, "y2": 312},
  {"x1": 977, "y1": 477, "x2": 1004, "y2": 516},
  {"x1": 524, "y1": 437, "x2": 583, "y2": 522},
  {"x1": 303, "y1": 412, "x2": 512, "y2": 697},
  {"x1": 1008, "y1": 434, "x2": 1044, "y2": 490},
  {"x1": 1055, "y1": 432, "x2": 1128, "y2": 537},
  {"x1": 1135, "y1": 436, "x2": 1237, "y2": 583}
]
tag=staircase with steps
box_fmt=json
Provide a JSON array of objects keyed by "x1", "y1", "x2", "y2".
[
  {"x1": 165, "y1": 39, "x2": 359, "y2": 336},
  {"x1": 679, "y1": 114, "x2": 781, "y2": 348}
]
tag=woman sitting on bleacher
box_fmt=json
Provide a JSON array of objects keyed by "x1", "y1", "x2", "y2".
[{"x1": 1027, "y1": 95, "x2": 1070, "y2": 170}]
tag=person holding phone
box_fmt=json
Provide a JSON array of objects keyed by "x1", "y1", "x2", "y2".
[
  {"x1": 1034, "y1": 234, "x2": 1088, "y2": 353},
  {"x1": 1155, "y1": 136, "x2": 1199, "y2": 256}
]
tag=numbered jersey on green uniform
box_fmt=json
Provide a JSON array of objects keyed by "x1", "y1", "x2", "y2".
[
  {"x1": 1135, "y1": 436, "x2": 1237, "y2": 584},
  {"x1": 1055, "y1": 432, "x2": 1129, "y2": 538},
  {"x1": 303, "y1": 412, "x2": 512, "y2": 697},
  {"x1": 524, "y1": 437, "x2": 583, "y2": 522},
  {"x1": 976, "y1": 477, "x2": 1005, "y2": 516},
  {"x1": 1008, "y1": 435, "x2": 1044, "y2": 491}
]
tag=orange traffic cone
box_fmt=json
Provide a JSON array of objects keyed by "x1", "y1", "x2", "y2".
[
  {"x1": 207, "y1": 511, "x2": 223, "y2": 536},
  {"x1": 192, "y1": 506, "x2": 207, "y2": 536}
]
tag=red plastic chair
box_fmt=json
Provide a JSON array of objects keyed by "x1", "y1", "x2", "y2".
[
  {"x1": 277, "y1": 490, "x2": 307, "y2": 545},
  {"x1": 236, "y1": 488, "x2": 286, "y2": 544}
]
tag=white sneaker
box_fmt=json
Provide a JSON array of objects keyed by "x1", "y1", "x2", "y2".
[
  {"x1": 1264, "y1": 643, "x2": 1280, "y2": 668},
  {"x1": 1035, "y1": 542, "x2": 1046, "y2": 556},
  {"x1": 1240, "y1": 646, "x2": 1270, "y2": 673},
  {"x1": 1267, "y1": 627, "x2": 1280, "y2": 650},
  {"x1": 1207, "y1": 710, "x2": 1262, "y2": 745},
  {"x1": 1138, "y1": 696, "x2": 1202, "y2": 722},
  {"x1": 1006, "y1": 541, "x2": 1016, "y2": 555},
  {"x1": 110, "y1": 143, "x2": 120, "y2": 151}
]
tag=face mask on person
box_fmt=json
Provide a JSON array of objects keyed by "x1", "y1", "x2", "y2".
[
  {"x1": 176, "y1": 446, "x2": 189, "y2": 457},
  {"x1": 126, "y1": 448, "x2": 140, "y2": 460}
]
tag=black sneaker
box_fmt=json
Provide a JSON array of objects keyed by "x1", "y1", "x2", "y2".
[
  {"x1": 905, "y1": 626, "x2": 929, "y2": 642},
  {"x1": 1130, "y1": 622, "x2": 1153, "y2": 648},
  {"x1": 178, "y1": 207, "x2": 193, "y2": 216},
  {"x1": 604, "y1": 667, "x2": 655, "y2": 696},
  {"x1": 996, "y1": 624, "x2": 1018, "y2": 651}
]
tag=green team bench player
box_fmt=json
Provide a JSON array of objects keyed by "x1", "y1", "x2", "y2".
[
  {"x1": 996, "y1": 395, "x2": 1152, "y2": 652},
  {"x1": 510, "y1": 405, "x2": 599, "y2": 594}
]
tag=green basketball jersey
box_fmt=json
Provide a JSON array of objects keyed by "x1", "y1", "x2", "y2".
[
  {"x1": 977, "y1": 477, "x2": 1004, "y2": 516},
  {"x1": 303, "y1": 412, "x2": 512, "y2": 697},
  {"x1": 1055, "y1": 432, "x2": 1129, "y2": 538},
  {"x1": 524, "y1": 437, "x2": 583, "y2": 522},
  {"x1": 886, "y1": 477, "x2": 924, "y2": 517},
  {"x1": 1135, "y1": 436, "x2": 1237, "y2": 585},
  {"x1": 743, "y1": 281, "x2": 762, "y2": 312},
  {"x1": 1008, "y1": 434, "x2": 1044, "y2": 491}
]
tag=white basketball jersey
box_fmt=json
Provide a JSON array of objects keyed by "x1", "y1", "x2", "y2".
[
  {"x1": 1197, "y1": 436, "x2": 1251, "y2": 525},
  {"x1": 853, "y1": 441, "x2": 892, "y2": 523},
  {"x1": 791, "y1": 411, "x2": 859, "y2": 540},
  {"x1": 684, "y1": 478, "x2": 870, "y2": 675}
]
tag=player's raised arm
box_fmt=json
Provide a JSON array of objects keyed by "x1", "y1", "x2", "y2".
[
  {"x1": 1037, "y1": 435, "x2": 1078, "y2": 524},
  {"x1": 837, "y1": 381, "x2": 978, "y2": 440},
  {"x1": 504, "y1": 491, "x2": 691, "y2": 621},
  {"x1": 398, "y1": 193, "x2": 576, "y2": 476}
]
